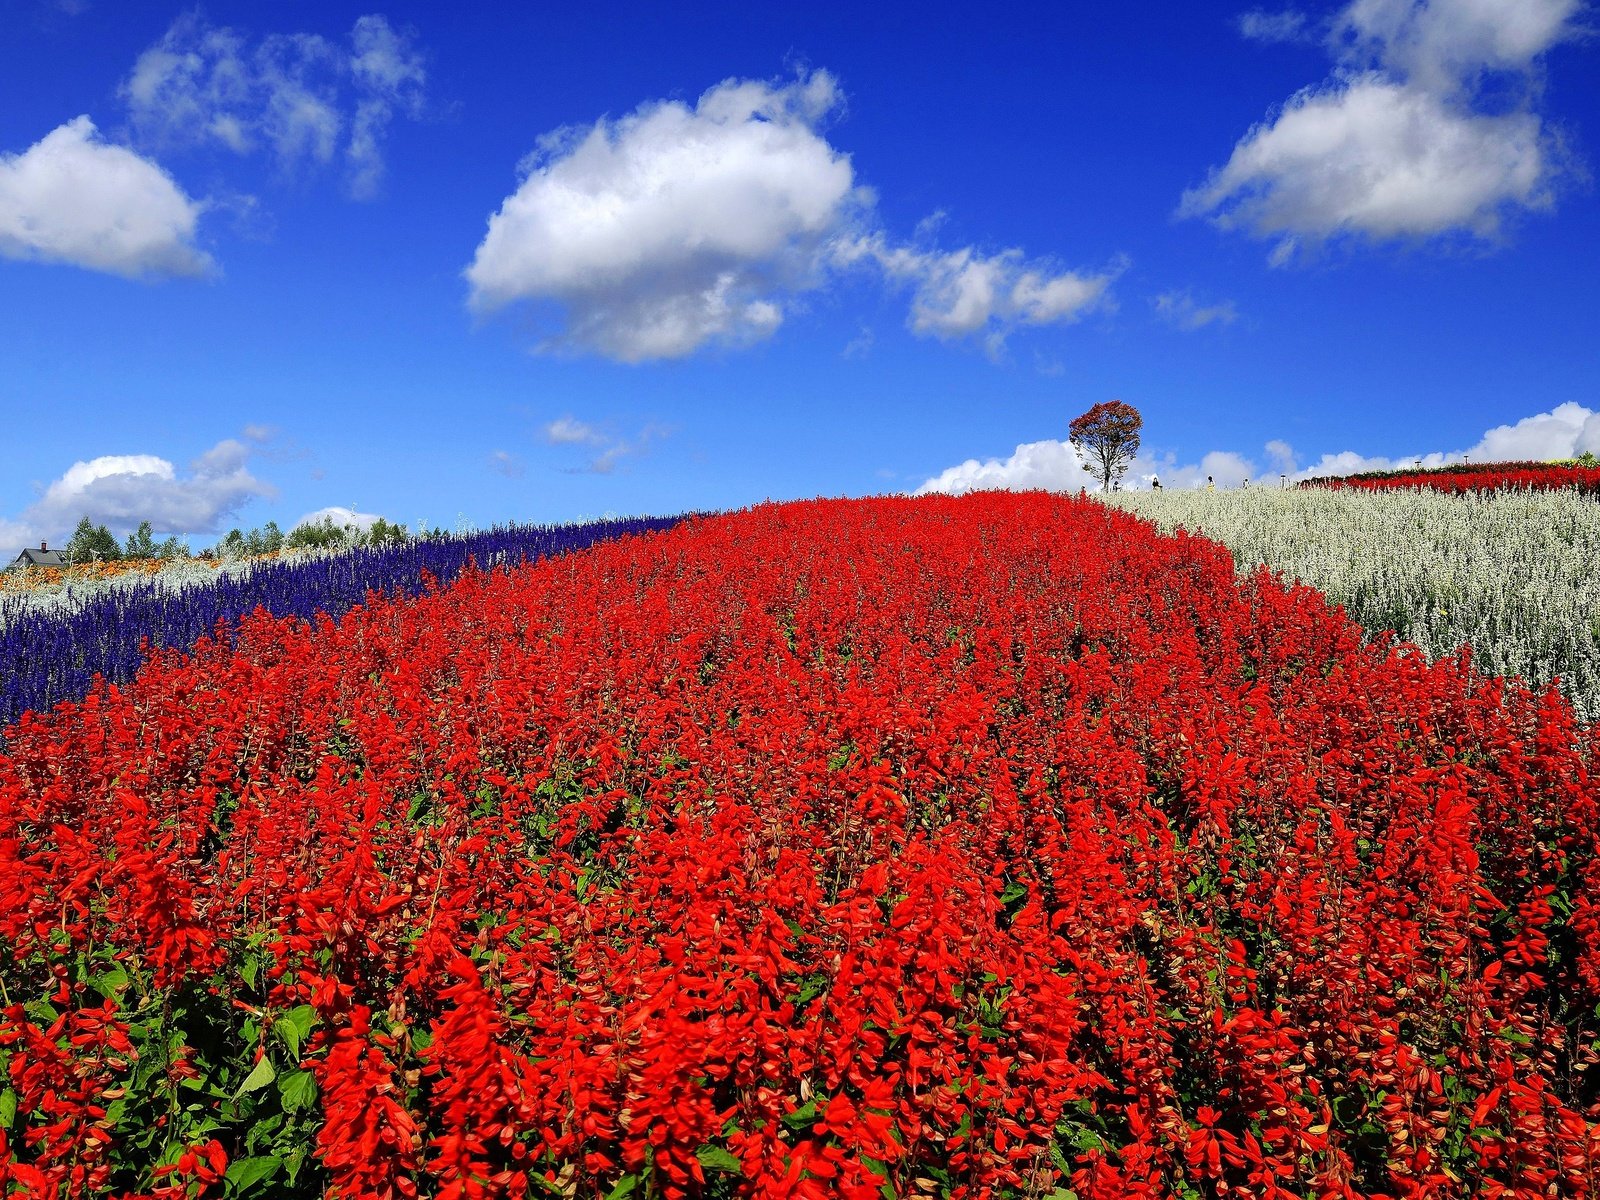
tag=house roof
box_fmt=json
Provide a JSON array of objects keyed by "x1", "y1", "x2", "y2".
[{"x1": 11, "y1": 548, "x2": 68, "y2": 567}]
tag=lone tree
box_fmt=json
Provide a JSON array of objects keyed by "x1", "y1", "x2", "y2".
[{"x1": 1069, "y1": 399, "x2": 1142, "y2": 492}]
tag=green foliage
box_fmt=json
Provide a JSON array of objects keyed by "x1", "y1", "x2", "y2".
[
  {"x1": 102, "y1": 513, "x2": 414, "y2": 561},
  {"x1": 285, "y1": 515, "x2": 411, "y2": 551},
  {"x1": 124, "y1": 521, "x2": 159, "y2": 560},
  {"x1": 366, "y1": 517, "x2": 407, "y2": 546},
  {"x1": 0, "y1": 933, "x2": 326, "y2": 1197},
  {"x1": 217, "y1": 521, "x2": 286, "y2": 558},
  {"x1": 66, "y1": 516, "x2": 122, "y2": 563},
  {"x1": 285, "y1": 517, "x2": 348, "y2": 551}
]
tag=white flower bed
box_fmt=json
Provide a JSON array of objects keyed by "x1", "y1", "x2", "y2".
[{"x1": 1107, "y1": 487, "x2": 1600, "y2": 721}]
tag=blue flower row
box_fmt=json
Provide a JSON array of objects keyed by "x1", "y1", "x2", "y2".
[{"x1": 0, "y1": 515, "x2": 682, "y2": 736}]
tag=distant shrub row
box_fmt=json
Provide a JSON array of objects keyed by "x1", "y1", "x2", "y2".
[{"x1": 50, "y1": 514, "x2": 417, "y2": 566}]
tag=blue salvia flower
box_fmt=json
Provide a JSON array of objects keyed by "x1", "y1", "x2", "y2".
[{"x1": 0, "y1": 515, "x2": 684, "y2": 736}]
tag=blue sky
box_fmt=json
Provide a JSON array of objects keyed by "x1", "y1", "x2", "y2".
[{"x1": 1, "y1": 0, "x2": 1597, "y2": 551}]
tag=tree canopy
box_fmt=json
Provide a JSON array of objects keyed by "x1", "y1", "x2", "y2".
[
  {"x1": 65, "y1": 517, "x2": 121, "y2": 564},
  {"x1": 1069, "y1": 400, "x2": 1143, "y2": 492}
]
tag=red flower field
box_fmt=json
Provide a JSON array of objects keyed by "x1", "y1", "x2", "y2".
[
  {"x1": 1306, "y1": 461, "x2": 1600, "y2": 495},
  {"x1": 1, "y1": 492, "x2": 1597, "y2": 1198}
]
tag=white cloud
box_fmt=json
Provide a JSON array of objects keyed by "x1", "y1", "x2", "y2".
[
  {"x1": 1471, "y1": 401, "x2": 1600, "y2": 459},
  {"x1": 467, "y1": 68, "x2": 1121, "y2": 361},
  {"x1": 540, "y1": 417, "x2": 670, "y2": 474},
  {"x1": 1290, "y1": 400, "x2": 1600, "y2": 476},
  {"x1": 915, "y1": 402, "x2": 1600, "y2": 497},
  {"x1": 347, "y1": 14, "x2": 427, "y2": 199},
  {"x1": 1153, "y1": 289, "x2": 1239, "y2": 331},
  {"x1": 122, "y1": 12, "x2": 425, "y2": 198},
  {"x1": 1334, "y1": 0, "x2": 1582, "y2": 92},
  {"x1": 842, "y1": 325, "x2": 874, "y2": 359},
  {"x1": 0, "y1": 116, "x2": 211, "y2": 278},
  {"x1": 915, "y1": 438, "x2": 1094, "y2": 495},
  {"x1": 1189, "y1": 0, "x2": 1578, "y2": 257},
  {"x1": 487, "y1": 449, "x2": 525, "y2": 478},
  {"x1": 1265, "y1": 438, "x2": 1297, "y2": 473},
  {"x1": 835, "y1": 235, "x2": 1120, "y2": 347},
  {"x1": 915, "y1": 440, "x2": 1261, "y2": 496},
  {"x1": 1180, "y1": 76, "x2": 1549, "y2": 255},
  {"x1": 543, "y1": 416, "x2": 606, "y2": 446},
  {"x1": 1239, "y1": 10, "x2": 1312, "y2": 42},
  {"x1": 466, "y1": 70, "x2": 862, "y2": 361},
  {"x1": 292, "y1": 505, "x2": 382, "y2": 532},
  {"x1": 0, "y1": 438, "x2": 273, "y2": 553}
]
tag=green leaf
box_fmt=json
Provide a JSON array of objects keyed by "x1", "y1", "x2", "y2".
[
  {"x1": 604, "y1": 1176, "x2": 640, "y2": 1199},
  {"x1": 788, "y1": 974, "x2": 828, "y2": 1005},
  {"x1": 695, "y1": 1145, "x2": 743, "y2": 1175},
  {"x1": 1048, "y1": 1137, "x2": 1072, "y2": 1173},
  {"x1": 782, "y1": 1096, "x2": 820, "y2": 1131},
  {"x1": 224, "y1": 1155, "x2": 283, "y2": 1195},
  {"x1": 235, "y1": 1056, "x2": 276, "y2": 1098},
  {"x1": 274, "y1": 1005, "x2": 317, "y2": 1061},
  {"x1": 24, "y1": 999, "x2": 58, "y2": 1025},
  {"x1": 0, "y1": 1088, "x2": 16, "y2": 1130},
  {"x1": 89, "y1": 966, "x2": 130, "y2": 1000},
  {"x1": 278, "y1": 1069, "x2": 318, "y2": 1114}
]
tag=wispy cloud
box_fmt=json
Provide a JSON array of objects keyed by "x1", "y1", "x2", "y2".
[
  {"x1": 834, "y1": 236, "x2": 1122, "y2": 353},
  {"x1": 1238, "y1": 9, "x2": 1311, "y2": 43},
  {"x1": 542, "y1": 416, "x2": 607, "y2": 447},
  {"x1": 487, "y1": 449, "x2": 524, "y2": 478},
  {"x1": 842, "y1": 325, "x2": 874, "y2": 359},
  {"x1": 1153, "y1": 289, "x2": 1239, "y2": 331},
  {"x1": 542, "y1": 417, "x2": 670, "y2": 475},
  {"x1": 121, "y1": 12, "x2": 425, "y2": 199}
]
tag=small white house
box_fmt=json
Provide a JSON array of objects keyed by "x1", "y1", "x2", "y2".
[{"x1": 7, "y1": 543, "x2": 68, "y2": 571}]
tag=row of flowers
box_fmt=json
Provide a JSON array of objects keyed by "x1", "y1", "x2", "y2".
[
  {"x1": 0, "y1": 516, "x2": 680, "y2": 736},
  {"x1": 1303, "y1": 460, "x2": 1600, "y2": 494},
  {"x1": 1, "y1": 492, "x2": 1597, "y2": 1197}
]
